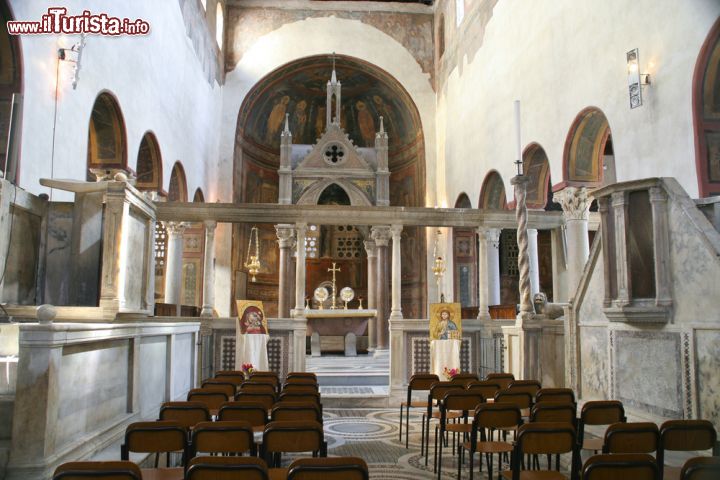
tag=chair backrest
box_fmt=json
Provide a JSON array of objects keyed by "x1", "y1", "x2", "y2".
[
  {"x1": 159, "y1": 401, "x2": 211, "y2": 429},
  {"x1": 191, "y1": 421, "x2": 255, "y2": 456},
  {"x1": 508, "y1": 379, "x2": 542, "y2": 396},
  {"x1": 187, "y1": 389, "x2": 229, "y2": 411},
  {"x1": 240, "y1": 382, "x2": 277, "y2": 396},
  {"x1": 530, "y1": 402, "x2": 577, "y2": 426},
  {"x1": 603, "y1": 422, "x2": 659, "y2": 454},
  {"x1": 450, "y1": 373, "x2": 479, "y2": 386},
  {"x1": 660, "y1": 419, "x2": 717, "y2": 452},
  {"x1": 535, "y1": 388, "x2": 575, "y2": 405},
  {"x1": 428, "y1": 381, "x2": 464, "y2": 405},
  {"x1": 286, "y1": 372, "x2": 318, "y2": 382},
  {"x1": 466, "y1": 380, "x2": 501, "y2": 399},
  {"x1": 582, "y1": 453, "x2": 658, "y2": 480},
  {"x1": 282, "y1": 383, "x2": 320, "y2": 394},
  {"x1": 262, "y1": 420, "x2": 324, "y2": 457},
  {"x1": 408, "y1": 374, "x2": 440, "y2": 393},
  {"x1": 235, "y1": 391, "x2": 276, "y2": 412},
  {"x1": 53, "y1": 461, "x2": 142, "y2": 480},
  {"x1": 186, "y1": 456, "x2": 269, "y2": 480},
  {"x1": 250, "y1": 372, "x2": 280, "y2": 384},
  {"x1": 513, "y1": 422, "x2": 577, "y2": 479},
  {"x1": 218, "y1": 401, "x2": 268, "y2": 426},
  {"x1": 271, "y1": 401, "x2": 323, "y2": 423},
  {"x1": 121, "y1": 421, "x2": 187, "y2": 459},
  {"x1": 581, "y1": 400, "x2": 626, "y2": 426},
  {"x1": 278, "y1": 391, "x2": 321, "y2": 406},
  {"x1": 485, "y1": 372, "x2": 515, "y2": 389},
  {"x1": 214, "y1": 373, "x2": 245, "y2": 386},
  {"x1": 287, "y1": 457, "x2": 369, "y2": 480},
  {"x1": 473, "y1": 403, "x2": 523, "y2": 430},
  {"x1": 441, "y1": 391, "x2": 485, "y2": 416},
  {"x1": 201, "y1": 379, "x2": 237, "y2": 398},
  {"x1": 680, "y1": 457, "x2": 720, "y2": 480},
  {"x1": 494, "y1": 389, "x2": 533, "y2": 409}
]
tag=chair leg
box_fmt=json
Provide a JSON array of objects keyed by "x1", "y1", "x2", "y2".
[
  {"x1": 399, "y1": 405, "x2": 404, "y2": 442},
  {"x1": 437, "y1": 426, "x2": 443, "y2": 478},
  {"x1": 405, "y1": 406, "x2": 411, "y2": 448},
  {"x1": 433, "y1": 426, "x2": 438, "y2": 472}
]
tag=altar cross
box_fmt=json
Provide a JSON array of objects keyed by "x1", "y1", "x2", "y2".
[{"x1": 328, "y1": 262, "x2": 341, "y2": 309}]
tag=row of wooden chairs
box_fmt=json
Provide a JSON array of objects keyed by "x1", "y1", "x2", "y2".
[{"x1": 52, "y1": 455, "x2": 369, "y2": 480}]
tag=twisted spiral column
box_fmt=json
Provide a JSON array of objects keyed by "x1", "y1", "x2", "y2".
[{"x1": 511, "y1": 175, "x2": 534, "y2": 318}]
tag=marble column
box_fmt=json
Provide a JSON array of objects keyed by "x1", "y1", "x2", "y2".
[
  {"x1": 200, "y1": 220, "x2": 217, "y2": 317},
  {"x1": 293, "y1": 223, "x2": 307, "y2": 314},
  {"x1": 553, "y1": 187, "x2": 591, "y2": 301},
  {"x1": 275, "y1": 224, "x2": 295, "y2": 318},
  {"x1": 390, "y1": 225, "x2": 403, "y2": 320},
  {"x1": 364, "y1": 240, "x2": 377, "y2": 351},
  {"x1": 163, "y1": 221, "x2": 186, "y2": 316},
  {"x1": 528, "y1": 228, "x2": 540, "y2": 295},
  {"x1": 371, "y1": 226, "x2": 391, "y2": 352},
  {"x1": 476, "y1": 227, "x2": 501, "y2": 320}
]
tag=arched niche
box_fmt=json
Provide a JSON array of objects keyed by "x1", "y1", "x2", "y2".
[
  {"x1": 193, "y1": 188, "x2": 205, "y2": 203},
  {"x1": 87, "y1": 91, "x2": 127, "y2": 176},
  {"x1": 693, "y1": 17, "x2": 720, "y2": 197},
  {"x1": 168, "y1": 162, "x2": 188, "y2": 202},
  {"x1": 563, "y1": 107, "x2": 612, "y2": 187},
  {"x1": 297, "y1": 179, "x2": 372, "y2": 207},
  {"x1": 135, "y1": 131, "x2": 163, "y2": 192},
  {"x1": 453, "y1": 192, "x2": 477, "y2": 308},
  {"x1": 478, "y1": 170, "x2": 507, "y2": 210},
  {"x1": 523, "y1": 143, "x2": 551, "y2": 209}
]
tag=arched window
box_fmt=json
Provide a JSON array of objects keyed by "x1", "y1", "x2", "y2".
[
  {"x1": 438, "y1": 14, "x2": 446, "y2": 58},
  {"x1": 478, "y1": 170, "x2": 507, "y2": 210},
  {"x1": 522, "y1": 143, "x2": 551, "y2": 209},
  {"x1": 168, "y1": 162, "x2": 188, "y2": 202},
  {"x1": 87, "y1": 92, "x2": 127, "y2": 177},
  {"x1": 693, "y1": 18, "x2": 720, "y2": 197},
  {"x1": 135, "y1": 132, "x2": 162, "y2": 192},
  {"x1": 215, "y1": 2, "x2": 224, "y2": 50},
  {"x1": 453, "y1": 193, "x2": 477, "y2": 308},
  {"x1": 563, "y1": 107, "x2": 612, "y2": 187},
  {"x1": 193, "y1": 188, "x2": 205, "y2": 203}
]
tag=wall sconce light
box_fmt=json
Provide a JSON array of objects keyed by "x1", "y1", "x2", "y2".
[
  {"x1": 57, "y1": 34, "x2": 86, "y2": 89},
  {"x1": 627, "y1": 48, "x2": 650, "y2": 109}
]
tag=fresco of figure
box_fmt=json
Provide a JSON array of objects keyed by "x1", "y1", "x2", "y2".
[
  {"x1": 266, "y1": 95, "x2": 290, "y2": 143},
  {"x1": 356, "y1": 100, "x2": 376, "y2": 146}
]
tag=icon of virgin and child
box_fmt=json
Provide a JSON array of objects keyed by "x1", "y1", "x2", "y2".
[{"x1": 236, "y1": 300, "x2": 269, "y2": 335}]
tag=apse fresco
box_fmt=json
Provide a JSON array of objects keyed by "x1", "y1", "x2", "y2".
[{"x1": 239, "y1": 56, "x2": 421, "y2": 152}]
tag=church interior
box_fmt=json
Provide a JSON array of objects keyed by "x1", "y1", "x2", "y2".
[{"x1": 0, "y1": 0, "x2": 719, "y2": 478}]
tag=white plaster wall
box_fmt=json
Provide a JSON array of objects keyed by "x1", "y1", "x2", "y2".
[
  {"x1": 10, "y1": 0, "x2": 222, "y2": 201},
  {"x1": 214, "y1": 16, "x2": 437, "y2": 316},
  {"x1": 438, "y1": 0, "x2": 720, "y2": 206}
]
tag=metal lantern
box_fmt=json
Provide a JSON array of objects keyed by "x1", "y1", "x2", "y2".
[{"x1": 244, "y1": 226, "x2": 262, "y2": 282}]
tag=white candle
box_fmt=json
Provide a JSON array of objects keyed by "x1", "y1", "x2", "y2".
[{"x1": 514, "y1": 100, "x2": 522, "y2": 173}]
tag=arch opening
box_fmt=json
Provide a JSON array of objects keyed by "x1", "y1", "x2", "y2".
[
  {"x1": 694, "y1": 18, "x2": 720, "y2": 198},
  {"x1": 87, "y1": 92, "x2": 127, "y2": 178},
  {"x1": 478, "y1": 170, "x2": 507, "y2": 210},
  {"x1": 135, "y1": 132, "x2": 162, "y2": 192},
  {"x1": 563, "y1": 107, "x2": 612, "y2": 187}
]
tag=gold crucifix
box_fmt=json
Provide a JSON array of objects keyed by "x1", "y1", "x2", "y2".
[{"x1": 328, "y1": 262, "x2": 341, "y2": 309}]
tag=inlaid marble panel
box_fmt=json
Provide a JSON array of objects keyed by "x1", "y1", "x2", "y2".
[
  {"x1": 614, "y1": 331, "x2": 682, "y2": 418},
  {"x1": 139, "y1": 336, "x2": 167, "y2": 417},
  {"x1": 123, "y1": 208, "x2": 148, "y2": 310},
  {"x1": 57, "y1": 340, "x2": 129, "y2": 447},
  {"x1": 695, "y1": 330, "x2": 720, "y2": 430},
  {"x1": 579, "y1": 326, "x2": 608, "y2": 400},
  {"x1": 172, "y1": 334, "x2": 193, "y2": 400}
]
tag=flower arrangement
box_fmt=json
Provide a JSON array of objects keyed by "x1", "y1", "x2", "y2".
[
  {"x1": 241, "y1": 363, "x2": 255, "y2": 378},
  {"x1": 443, "y1": 367, "x2": 459, "y2": 381}
]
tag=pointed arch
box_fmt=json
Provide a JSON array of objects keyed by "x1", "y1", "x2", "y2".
[
  {"x1": 562, "y1": 107, "x2": 612, "y2": 187},
  {"x1": 693, "y1": 17, "x2": 720, "y2": 197},
  {"x1": 193, "y1": 188, "x2": 205, "y2": 203},
  {"x1": 454, "y1": 192, "x2": 472, "y2": 209},
  {"x1": 168, "y1": 162, "x2": 188, "y2": 202},
  {"x1": 135, "y1": 131, "x2": 163, "y2": 192},
  {"x1": 478, "y1": 170, "x2": 507, "y2": 210},
  {"x1": 296, "y1": 179, "x2": 372, "y2": 206},
  {"x1": 87, "y1": 91, "x2": 127, "y2": 175},
  {"x1": 523, "y1": 143, "x2": 551, "y2": 209}
]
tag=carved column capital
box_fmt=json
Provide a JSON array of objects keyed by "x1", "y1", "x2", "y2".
[
  {"x1": 553, "y1": 186, "x2": 591, "y2": 221},
  {"x1": 163, "y1": 221, "x2": 188, "y2": 237},
  {"x1": 275, "y1": 224, "x2": 295, "y2": 249},
  {"x1": 204, "y1": 220, "x2": 217, "y2": 231},
  {"x1": 370, "y1": 225, "x2": 392, "y2": 247},
  {"x1": 364, "y1": 240, "x2": 377, "y2": 258},
  {"x1": 390, "y1": 224, "x2": 403, "y2": 239}
]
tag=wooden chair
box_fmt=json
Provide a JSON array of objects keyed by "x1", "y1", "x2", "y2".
[
  {"x1": 278, "y1": 391, "x2": 321, "y2": 406},
  {"x1": 186, "y1": 456, "x2": 270, "y2": 480},
  {"x1": 121, "y1": 421, "x2": 187, "y2": 478},
  {"x1": 602, "y1": 422, "x2": 660, "y2": 455},
  {"x1": 190, "y1": 420, "x2": 256, "y2": 457},
  {"x1": 507, "y1": 379, "x2": 542, "y2": 397},
  {"x1": 158, "y1": 401, "x2": 210, "y2": 431},
  {"x1": 578, "y1": 400, "x2": 626, "y2": 453},
  {"x1": 399, "y1": 373, "x2": 438, "y2": 449},
  {"x1": 459, "y1": 403, "x2": 523, "y2": 480},
  {"x1": 435, "y1": 391, "x2": 485, "y2": 477},
  {"x1": 422, "y1": 382, "x2": 464, "y2": 465},
  {"x1": 235, "y1": 391, "x2": 276, "y2": 413},
  {"x1": 187, "y1": 388, "x2": 229, "y2": 414},
  {"x1": 271, "y1": 401, "x2": 323, "y2": 423},
  {"x1": 535, "y1": 388, "x2": 575, "y2": 405},
  {"x1": 282, "y1": 383, "x2": 320, "y2": 394},
  {"x1": 201, "y1": 379, "x2": 237, "y2": 398},
  {"x1": 52, "y1": 461, "x2": 142, "y2": 480},
  {"x1": 486, "y1": 373, "x2": 515, "y2": 390},
  {"x1": 286, "y1": 372, "x2": 318, "y2": 382},
  {"x1": 583, "y1": 453, "x2": 659, "y2": 480},
  {"x1": 217, "y1": 401, "x2": 267, "y2": 433},
  {"x1": 261, "y1": 420, "x2": 326, "y2": 470},
  {"x1": 214, "y1": 372, "x2": 246, "y2": 388},
  {"x1": 502, "y1": 422, "x2": 579, "y2": 480},
  {"x1": 451, "y1": 373, "x2": 480, "y2": 387},
  {"x1": 287, "y1": 456, "x2": 369, "y2": 480},
  {"x1": 658, "y1": 420, "x2": 717, "y2": 480},
  {"x1": 494, "y1": 390, "x2": 533, "y2": 416},
  {"x1": 530, "y1": 402, "x2": 577, "y2": 426},
  {"x1": 466, "y1": 380, "x2": 501, "y2": 400},
  {"x1": 240, "y1": 382, "x2": 277, "y2": 396},
  {"x1": 680, "y1": 457, "x2": 720, "y2": 480}
]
